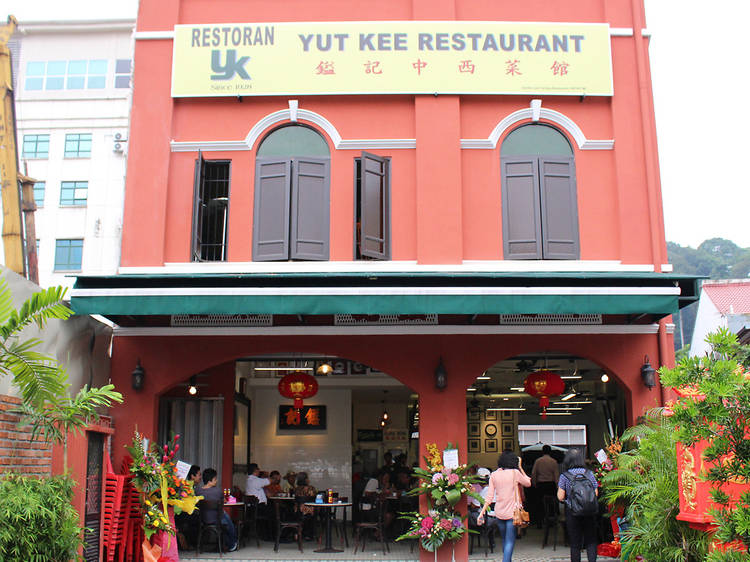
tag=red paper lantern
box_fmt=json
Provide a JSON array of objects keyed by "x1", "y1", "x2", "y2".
[
  {"x1": 278, "y1": 371, "x2": 319, "y2": 409},
  {"x1": 523, "y1": 370, "x2": 566, "y2": 419}
]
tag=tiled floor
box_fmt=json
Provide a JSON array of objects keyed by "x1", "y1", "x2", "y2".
[{"x1": 179, "y1": 527, "x2": 620, "y2": 561}]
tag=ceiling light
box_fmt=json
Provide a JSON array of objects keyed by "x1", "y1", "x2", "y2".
[
  {"x1": 188, "y1": 375, "x2": 198, "y2": 395},
  {"x1": 561, "y1": 393, "x2": 576, "y2": 401},
  {"x1": 477, "y1": 376, "x2": 491, "y2": 381},
  {"x1": 254, "y1": 367, "x2": 314, "y2": 371},
  {"x1": 560, "y1": 375, "x2": 582, "y2": 380},
  {"x1": 543, "y1": 411, "x2": 572, "y2": 416},
  {"x1": 503, "y1": 397, "x2": 509, "y2": 401},
  {"x1": 552, "y1": 401, "x2": 592, "y2": 405},
  {"x1": 316, "y1": 363, "x2": 333, "y2": 375},
  {"x1": 601, "y1": 373, "x2": 609, "y2": 383},
  {"x1": 547, "y1": 406, "x2": 582, "y2": 411},
  {"x1": 486, "y1": 407, "x2": 526, "y2": 411},
  {"x1": 510, "y1": 387, "x2": 525, "y2": 391},
  {"x1": 466, "y1": 387, "x2": 477, "y2": 391}
]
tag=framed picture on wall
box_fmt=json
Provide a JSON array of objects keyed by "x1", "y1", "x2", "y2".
[
  {"x1": 484, "y1": 409, "x2": 497, "y2": 421},
  {"x1": 468, "y1": 422, "x2": 480, "y2": 437},
  {"x1": 500, "y1": 410, "x2": 514, "y2": 421},
  {"x1": 502, "y1": 438, "x2": 514, "y2": 452},
  {"x1": 468, "y1": 439, "x2": 481, "y2": 453},
  {"x1": 501, "y1": 423, "x2": 514, "y2": 436},
  {"x1": 468, "y1": 408, "x2": 481, "y2": 421},
  {"x1": 485, "y1": 439, "x2": 498, "y2": 453}
]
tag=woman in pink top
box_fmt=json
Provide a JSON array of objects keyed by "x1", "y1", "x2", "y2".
[{"x1": 477, "y1": 451, "x2": 532, "y2": 562}]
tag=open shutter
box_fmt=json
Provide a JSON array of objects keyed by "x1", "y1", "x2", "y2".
[
  {"x1": 539, "y1": 157, "x2": 579, "y2": 259},
  {"x1": 190, "y1": 151, "x2": 205, "y2": 261},
  {"x1": 253, "y1": 158, "x2": 291, "y2": 261},
  {"x1": 359, "y1": 152, "x2": 390, "y2": 259},
  {"x1": 501, "y1": 157, "x2": 543, "y2": 259},
  {"x1": 290, "y1": 157, "x2": 329, "y2": 260}
]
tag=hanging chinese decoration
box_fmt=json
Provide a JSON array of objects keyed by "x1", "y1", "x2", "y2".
[
  {"x1": 523, "y1": 370, "x2": 565, "y2": 419},
  {"x1": 278, "y1": 371, "x2": 319, "y2": 408}
]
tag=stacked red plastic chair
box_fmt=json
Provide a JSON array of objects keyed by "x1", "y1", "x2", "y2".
[
  {"x1": 100, "y1": 455, "x2": 144, "y2": 562},
  {"x1": 100, "y1": 455, "x2": 130, "y2": 562}
]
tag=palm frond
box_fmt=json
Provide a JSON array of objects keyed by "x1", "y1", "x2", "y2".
[
  {"x1": 0, "y1": 279, "x2": 15, "y2": 326},
  {"x1": 0, "y1": 286, "x2": 71, "y2": 342},
  {"x1": 0, "y1": 340, "x2": 69, "y2": 407}
]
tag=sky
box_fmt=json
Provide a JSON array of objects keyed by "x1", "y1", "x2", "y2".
[{"x1": 4, "y1": 0, "x2": 750, "y2": 249}]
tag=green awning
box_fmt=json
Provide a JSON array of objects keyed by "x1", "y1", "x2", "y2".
[{"x1": 70, "y1": 271, "x2": 700, "y2": 317}]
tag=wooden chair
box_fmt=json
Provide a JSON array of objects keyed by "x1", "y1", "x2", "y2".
[
  {"x1": 354, "y1": 497, "x2": 389, "y2": 554},
  {"x1": 468, "y1": 510, "x2": 495, "y2": 556},
  {"x1": 196, "y1": 499, "x2": 223, "y2": 556},
  {"x1": 242, "y1": 495, "x2": 261, "y2": 547},
  {"x1": 272, "y1": 497, "x2": 303, "y2": 552}
]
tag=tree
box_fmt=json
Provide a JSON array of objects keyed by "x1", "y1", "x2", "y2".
[
  {"x1": 659, "y1": 328, "x2": 750, "y2": 561},
  {"x1": 600, "y1": 411, "x2": 709, "y2": 561},
  {"x1": 0, "y1": 278, "x2": 122, "y2": 470}
]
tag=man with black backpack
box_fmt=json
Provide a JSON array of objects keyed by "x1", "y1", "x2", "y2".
[{"x1": 557, "y1": 448, "x2": 599, "y2": 562}]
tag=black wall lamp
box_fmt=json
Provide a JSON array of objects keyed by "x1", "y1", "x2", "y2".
[
  {"x1": 132, "y1": 359, "x2": 145, "y2": 391},
  {"x1": 434, "y1": 358, "x2": 447, "y2": 390},
  {"x1": 640, "y1": 355, "x2": 656, "y2": 390}
]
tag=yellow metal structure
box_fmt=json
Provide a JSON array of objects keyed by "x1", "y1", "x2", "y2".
[{"x1": 0, "y1": 16, "x2": 25, "y2": 275}]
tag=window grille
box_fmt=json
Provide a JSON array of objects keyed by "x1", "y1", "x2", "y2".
[{"x1": 193, "y1": 160, "x2": 230, "y2": 261}]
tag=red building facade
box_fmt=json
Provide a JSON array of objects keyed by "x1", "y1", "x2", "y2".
[{"x1": 70, "y1": 1, "x2": 698, "y2": 559}]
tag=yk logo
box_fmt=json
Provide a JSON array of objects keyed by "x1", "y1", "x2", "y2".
[{"x1": 210, "y1": 49, "x2": 251, "y2": 80}]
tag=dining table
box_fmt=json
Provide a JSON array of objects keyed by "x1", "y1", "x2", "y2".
[{"x1": 304, "y1": 501, "x2": 352, "y2": 553}]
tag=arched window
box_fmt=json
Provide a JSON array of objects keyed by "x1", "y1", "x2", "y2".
[
  {"x1": 500, "y1": 124, "x2": 579, "y2": 260},
  {"x1": 253, "y1": 125, "x2": 330, "y2": 261}
]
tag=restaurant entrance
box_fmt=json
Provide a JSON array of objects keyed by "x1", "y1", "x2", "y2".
[
  {"x1": 465, "y1": 352, "x2": 626, "y2": 547},
  {"x1": 232, "y1": 355, "x2": 418, "y2": 505}
]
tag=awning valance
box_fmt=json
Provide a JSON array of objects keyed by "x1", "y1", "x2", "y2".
[{"x1": 70, "y1": 271, "x2": 700, "y2": 318}]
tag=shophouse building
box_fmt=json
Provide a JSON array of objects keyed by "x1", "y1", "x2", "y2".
[{"x1": 66, "y1": 1, "x2": 698, "y2": 559}]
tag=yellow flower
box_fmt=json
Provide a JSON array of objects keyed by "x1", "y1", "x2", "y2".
[
  {"x1": 154, "y1": 521, "x2": 160, "y2": 527},
  {"x1": 145, "y1": 500, "x2": 151, "y2": 506}
]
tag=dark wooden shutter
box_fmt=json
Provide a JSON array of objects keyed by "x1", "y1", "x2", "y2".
[
  {"x1": 359, "y1": 151, "x2": 390, "y2": 259},
  {"x1": 539, "y1": 157, "x2": 579, "y2": 259},
  {"x1": 253, "y1": 158, "x2": 292, "y2": 261},
  {"x1": 191, "y1": 151, "x2": 205, "y2": 261},
  {"x1": 501, "y1": 157, "x2": 543, "y2": 259},
  {"x1": 290, "y1": 157, "x2": 329, "y2": 260}
]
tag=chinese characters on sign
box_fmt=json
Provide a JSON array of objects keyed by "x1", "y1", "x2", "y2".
[{"x1": 279, "y1": 405, "x2": 327, "y2": 430}]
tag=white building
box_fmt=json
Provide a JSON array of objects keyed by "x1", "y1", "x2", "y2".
[
  {"x1": 6, "y1": 19, "x2": 134, "y2": 290},
  {"x1": 690, "y1": 279, "x2": 750, "y2": 357}
]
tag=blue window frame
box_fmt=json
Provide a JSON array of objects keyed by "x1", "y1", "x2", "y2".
[
  {"x1": 25, "y1": 60, "x2": 108, "y2": 91},
  {"x1": 22, "y1": 134, "x2": 50, "y2": 159},
  {"x1": 115, "y1": 59, "x2": 132, "y2": 88},
  {"x1": 54, "y1": 239, "x2": 83, "y2": 271},
  {"x1": 33, "y1": 182, "x2": 45, "y2": 207},
  {"x1": 60, "y1": 181, "x2": 88, "y2": 206},
  {"x1": 64, "y1": 133, "x2": 92, "y2": 158}
]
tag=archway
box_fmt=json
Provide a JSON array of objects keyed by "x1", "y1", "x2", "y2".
[{"x1": 464, "y1": 352, "x2": 624, "y2": 550}]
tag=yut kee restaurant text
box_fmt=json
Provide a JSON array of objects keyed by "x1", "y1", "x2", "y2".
[{"x1": 171, "y1": 21, "x2": 614, "y2": 97}]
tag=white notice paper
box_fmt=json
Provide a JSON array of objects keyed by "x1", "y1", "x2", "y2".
[
  {"x1": 176, "y1": 460, "x2": 191, "y2": 480},
  {"x1": 594, "y1": 449, "x2": 608, "y2": 464},
  {"x1": 443, "y1": 448, "x2": 459, "y2": 469}
]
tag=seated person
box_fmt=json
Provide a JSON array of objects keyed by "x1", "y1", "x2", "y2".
[
  {"x1": 264, "y1": 470, "x2": 283, "y2": 498},
  {"x1": 176, "y1": 464, "x2": 202, "y2": 549},
  {"x1": 394, "y1": 470, "x2": 411, "y2": 493},
  {"x1": 245, "y1": 463, "x2": 270, "y2": 505},
  {"x1": 293, "y1": 472, "x2": 317, "y2": 540},
  {"x1": 294, "y1": 472, "x2": 317, "y2": 515},
  {"x1": 281, "y1": 471, "x2": 297, "y2": 494},
  {"x1": 468, "y1": 467, "x2": 490, "y2": 526},
  {"x1": 200, "y1": 468, "x2": 238, "y2": 552},
  {"x1": 188, "y1": 465, "x2": 202, "y2": 494}
]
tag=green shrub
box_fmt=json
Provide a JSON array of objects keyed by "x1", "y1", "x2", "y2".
[
  {"x1": 0, "y1": 473, "x2": 83, "y2": 561},
  {"x1": 601, "y1": 411, "x2": 709, "y2": 561}
]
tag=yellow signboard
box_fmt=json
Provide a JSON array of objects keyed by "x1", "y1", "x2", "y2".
[{"x1": 171, "y1": 21, "x2": 613, "y2": 98}]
